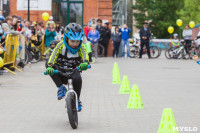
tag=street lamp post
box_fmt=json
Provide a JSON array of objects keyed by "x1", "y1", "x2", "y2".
[{"x1": 28, "y1": 0, "x2": 30, "y2": 21}]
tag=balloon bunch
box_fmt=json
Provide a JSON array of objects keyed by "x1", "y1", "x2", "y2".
[{"x1": 168, "y1": 19, "x2": 195, "y2": 34}]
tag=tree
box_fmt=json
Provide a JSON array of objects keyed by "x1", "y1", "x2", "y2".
[
  {"x1": 178, "y1": 0, "x2": 200, "y2": 28},
  {"x1": 133, "y1": 0, "x2": 184, "y2": 38}
]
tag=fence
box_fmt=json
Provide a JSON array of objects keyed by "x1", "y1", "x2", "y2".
[{"x1": 1, "y1": 34, "x2": 46, "y2": 75}]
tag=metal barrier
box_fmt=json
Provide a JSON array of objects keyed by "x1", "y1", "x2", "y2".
[
  {"x1": 0, "y1": 34, "x2": 49, "y2": 75},
  {"x1": 3, "y1": 34, "x2": 22, "y2": 75},
  {"x1": 39, "y1": 35, "x2": 46, "y2": 55}
]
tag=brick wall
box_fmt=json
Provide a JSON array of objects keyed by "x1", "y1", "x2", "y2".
[{"x1": 98, "y1": 0, "x2": 113, "y2": 56}]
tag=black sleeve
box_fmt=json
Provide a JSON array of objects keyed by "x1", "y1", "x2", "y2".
[
  {"x1": 108, "y1": 29, "x2": 111, "y2": 40},
  {"x1": 140, "y1": 29, "x2": 143, "y2": 38},
  {"x1": 148, "y1": 29, "x2": 151, "y2": 38}
]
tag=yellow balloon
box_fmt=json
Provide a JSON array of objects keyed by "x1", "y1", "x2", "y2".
[
  {"x1": 42, "y1": 12, "x2": 49, "y2": 21},
  {"x1": 189, "y1": 21, "x2": 195, "y2": 28},
  {"x1": 0, "y1": 47, "x2": 3, "y2": 54},
  {"x1": 168, "y1": 26, "x2": 174, "y2": 34},
  {"x1": 0, "y1": 57, "x2": 4, "y2": 68},
  {"x1": 176, "y1": 19, "x2": 183, "y2": 27}
]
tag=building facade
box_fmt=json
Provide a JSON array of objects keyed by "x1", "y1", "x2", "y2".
[{"x1": 9, "y1": 0, "x2": 113, "y2": 56}]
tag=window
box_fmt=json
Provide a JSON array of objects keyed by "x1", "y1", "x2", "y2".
[{"x1": 52, "y1": 0, "x2": 83, "y2": 26}]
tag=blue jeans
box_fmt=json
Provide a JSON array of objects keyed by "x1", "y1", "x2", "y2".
[{"x1": 122, "y1": 39, "x2": 129, "y2": 57}]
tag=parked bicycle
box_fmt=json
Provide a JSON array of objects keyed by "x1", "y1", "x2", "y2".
[
  {"x1": 129, "y1": 39, "x2": 161, "y2": 58},
  {"x1": 165, "y1": 42, "x2": 189, "y2": 59}
]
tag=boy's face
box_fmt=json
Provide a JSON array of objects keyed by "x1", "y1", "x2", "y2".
[{"x1": 68, "y1": 39, "x2": 80, "y2": 49}]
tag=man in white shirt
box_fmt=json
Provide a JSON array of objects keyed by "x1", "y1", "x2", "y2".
[{"x1": 182, "y1": 24, "x2": 193, "y2": 53}]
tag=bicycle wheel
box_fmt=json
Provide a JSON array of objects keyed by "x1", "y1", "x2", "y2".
[
  {"x1": 97, "y1": 43, "x2": 105, "y2": 57},
  {"x1": 150, "y1": 46, "x2": 160, "y2": 58},
  {"x1": 66, "y1": 92, "x2": 78, "y2": 129},
  {"x1": 165, "y1": 48, "x2": 172, "y2": 59},
  {"x1": 31, "y1": 47, "x2": 42, "y2": 63},
  {"x1": 129, "y1": 45, "x2": 139, "y2": 58}
]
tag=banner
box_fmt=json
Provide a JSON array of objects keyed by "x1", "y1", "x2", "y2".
[{"x1": 17, "y1": 0, "x2": 51, "y2": 11}]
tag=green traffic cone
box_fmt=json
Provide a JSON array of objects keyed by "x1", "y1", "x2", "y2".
[
  {"x1": 119, "y1": 75, "x2": 131, "y2": 94},
  {"x1": 112, "y1": 62, "x2": 121, "y2": 84},
  {"x1": 127, "y1": 85, "x2": 144, "y2": 109},
  {"x1": 157, "y1": 108, "x2": 179, "y2": 133}
]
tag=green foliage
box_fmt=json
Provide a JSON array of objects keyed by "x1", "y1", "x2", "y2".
[
  {"x1": 133, "y1": 0, "x2": 184, "y2": 38},
  {"x1": 178, "y1": 0, "x2": 200, "y2": 28}
]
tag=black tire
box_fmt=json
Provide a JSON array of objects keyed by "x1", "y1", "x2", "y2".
[
  {"x1": 25, "y1": 49, "x2": 31, "y2": 64},
  {"x1": 31, "y1": 47, "x2": 42, "y2": 63},
  {"x1": 165, "y1": 49, "x2": 172, "y2": 59},
  {"x1": 129, "y1": 45, "x2": 139, "y2": 58},
  {"x1": 97, "y1": 43, "x2": 105, "y2": 57},
  {"x1": 66, "y1": 92, "x2": 78, "y2": 129},
  {"x1": 150, "y1": 46, "x2": 160, "y2": 58}
]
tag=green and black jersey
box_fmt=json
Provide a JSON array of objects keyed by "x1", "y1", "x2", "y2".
[{"x1": 47, "y1": 40, "x2": 89, "y2": 68}]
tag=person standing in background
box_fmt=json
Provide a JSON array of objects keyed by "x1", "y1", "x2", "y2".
[
  {"x1": 182, "y1": 24, "x2": 193, "y2": 54},
  {"x1": 83, "y1": 23, "x2": 91, "y2": 39},
  {"x1": 54, "y1": 22, "x2": 62, "y2": 41},
  {"x1": 119, "y1": 24, "x2": 131, "y2": 58},
  {"x1": 88, "y1": 24, "x2": 100, "y2": 61},
  {"x1": 45, "y1": 23, "x2": 56, "y2": 49},
  {"x1": 112, "y1": 26, "x2": 121, "y2": 57},
  {"x1": 139, "y1": 22, "x2": 151, "y2": 59},
  {"x1": 101, "y1": 22, "x2": 111, "y2": 57},
  {"x1": 96, "y1": 19, "x2": 104, "y2": 42}
]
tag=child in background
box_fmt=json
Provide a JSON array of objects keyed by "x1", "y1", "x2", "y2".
[
  {"x1": 82, "y1": 37, "x2": 92, "y2": 62},
  {"x1": 46, "y1": 16, "x2": 56, "y2": 27},
  {"x1": 43, "y1": 40, "x2": 58, "y2": 59},
  {"x1": 171, "y1": 33, "x2": 180, "y2": 47},
  {"x1": 171, "y1": 33, "x2": 180, "y2": 58}
]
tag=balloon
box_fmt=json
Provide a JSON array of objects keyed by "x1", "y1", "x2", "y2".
[
  {"x1": 168, "y1": 26, "x2": 174, "y2": 34},
  {"x1": 0, "y1": 47, "x2": 3, "y2": 54},
  {"x1": 189, "y1": 21, "x2": 195, "y2": 28},
  {"x1": 42, "y1": 12, "x2": 49, "y2": 21},
  {"x1": 176, "y1": 19, "x2": 183, "y2": 27},
  {"x1": 0, "y1": 57, "x2": 4, "y2": 68}
]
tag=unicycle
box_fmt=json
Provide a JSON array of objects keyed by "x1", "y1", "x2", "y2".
[{"x1": 44, "y1": 65, "x2": 91, "y2": 129}]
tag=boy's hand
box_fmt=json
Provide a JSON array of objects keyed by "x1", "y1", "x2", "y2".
[
  {"x1": 193, "y1": 55, "x2": 199, "y2": 62},
  {"x1": 79, "y1": 62, "x2": 88, "y2": 71},
  {"x1": 46, "y1": 67, "x2": 54, "y2": 76}
]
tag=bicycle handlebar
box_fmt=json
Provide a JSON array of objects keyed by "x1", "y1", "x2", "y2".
[{"x1": 44, "y1": 65, "x2": 91, "y2": 77}]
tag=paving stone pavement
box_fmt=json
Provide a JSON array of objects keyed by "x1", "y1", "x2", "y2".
[{"x1": 0, "y1": 55, "x2": 200, "y2": 133}]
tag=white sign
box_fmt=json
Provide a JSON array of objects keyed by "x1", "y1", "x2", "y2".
[{"x1": 17, "y1": 0, "x2": 51, "y2": 11}]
